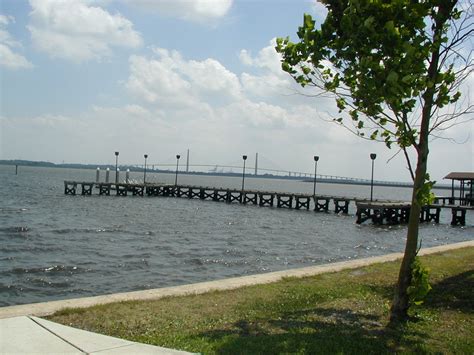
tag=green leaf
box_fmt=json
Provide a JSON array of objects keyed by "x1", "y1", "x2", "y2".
[
  {"x1": 303, "y1": 13, "x2": 315, "y2": 31},
  {"x1": 407, "y1": 257, "x2": 432, "y2": 306},
  {"x1": 386, "y1": 71, "x2": 399, "y2": 84},
  {"x1": 416, "y1": 174, "x2": 436, "y2": 206},
  {"x1": 364, "y1": 16, "x2": 374, "y2": 28},
  {"x1": 336, "y1": 98, "x2": 346, "y2": 111},
  {"x1": 401, "y1": 75, "x2": 412, "y2": 84}
]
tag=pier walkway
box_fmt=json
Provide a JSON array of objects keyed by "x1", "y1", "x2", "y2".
[
  {"x1": 64, "y1": 181, "x2": 376, "y2": 214},
  {"x1": 64, "y1": 181, "x2": 472, "y2": 226}
]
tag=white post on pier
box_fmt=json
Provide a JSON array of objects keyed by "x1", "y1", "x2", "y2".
[
  {"x1": 126, "y1": 169, "x2": 130, "y2": 184},
  {"x1": 117, "y1": 168, "x2": 120, "y2": 183},
  {"x1": 186, "y1": 149, "x2": 189, "y2": 173},
  {"x1": 106, "y1": 168, "x2": 110, "y2": 183},
  {"x1": 255, "y1": 152, "x2": 258, "y2": 176},
  {"x1": 96, "y1": 167, "x2": 100, "y2": 183}
]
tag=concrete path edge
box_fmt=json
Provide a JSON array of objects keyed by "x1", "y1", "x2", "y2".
[{"x1": 1, "y1": 240, "x2": 472, "y2": 319}]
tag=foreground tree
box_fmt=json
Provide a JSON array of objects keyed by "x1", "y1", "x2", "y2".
[{"x1": 276, "y1": 0, "x2": 473, "y2": 321}]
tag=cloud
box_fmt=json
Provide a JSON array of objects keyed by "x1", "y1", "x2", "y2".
[
  {"x1": 239, "y1": 38, "x2": 327, "y2": 103},
  {"x1": 239, "y1": 38, "x2": 285, "y2": 75},
  {"x1": 238, "y1": 49, "x2": 253, "y2": 66},
  {"x1": 310, "y1": 1, "x2": 329, "y2": 23},
  {"x1": 28, "y1": 0, "x2": 142, "y2": 62},
  {"x1": 220, "y1": 100, "x2": 290, "y2": 129},
  {"x1": 122, "y1": 0, "x2": 233, "y2": 22},
  {"x1": 0, "y1": 15, "x2": 33, "y2": 69},
  {"x1": 181, "y1": 58, "x2": 241, "y2": 97},
  {"x1": 124, "y1": 45, "x2": 331, "y2": 140},
  {"x1": 126, "y1": 48, "x2": 241, "y2": 108},
  {"x1": 126, "y1": 53, "x2": 192, "y2": 105},
  {"x1": 241, "y1": 72, "x2": 292, "y2": 98},
  {"x1": 238, "y1": 38, "x2": 297, "y2": 98}
]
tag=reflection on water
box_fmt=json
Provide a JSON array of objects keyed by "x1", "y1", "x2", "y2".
[{"x1": 0, "y1": 165, "x2": 472, "y2": 306}]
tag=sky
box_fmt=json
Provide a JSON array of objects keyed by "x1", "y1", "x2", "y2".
[{"x1": 0, "y1": 0, "x2": 472, "y2": 183}]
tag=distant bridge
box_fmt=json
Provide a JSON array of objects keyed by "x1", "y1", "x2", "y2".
[{"x1": 117, "y1": 163, "x2": 414, "y2": 188}]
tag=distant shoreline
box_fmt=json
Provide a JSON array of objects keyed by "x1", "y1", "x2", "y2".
[{"x1": 0, "y1": 159, "x2": 454, "y2": 190}]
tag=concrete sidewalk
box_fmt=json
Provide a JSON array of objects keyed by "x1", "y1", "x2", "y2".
[{"x1": 0, "y1": 316, "x2": 192, "y2": 354}]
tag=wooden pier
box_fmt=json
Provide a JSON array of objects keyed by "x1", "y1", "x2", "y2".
[
  {"x1": 64, "y1": 181, "x2": 354, "y2": 213},
  {"x1": 64, "y1": 181, "x2": 472, "y2": 226},
  {"x1": 355, "y1": 201, "x2": 471, "y2": 226}
]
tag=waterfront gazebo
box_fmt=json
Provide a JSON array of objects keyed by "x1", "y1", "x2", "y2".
[{"x1": 444, "y1": 172, "x2": 474, "y2": 206}]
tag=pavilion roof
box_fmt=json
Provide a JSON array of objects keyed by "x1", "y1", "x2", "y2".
[{"x1": 444, "y1": 172, "x2": 474, "y2": 181}]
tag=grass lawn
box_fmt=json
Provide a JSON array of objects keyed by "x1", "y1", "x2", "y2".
[{"x1": 48, "y1": 247, "x2": 474, "y2": 354}]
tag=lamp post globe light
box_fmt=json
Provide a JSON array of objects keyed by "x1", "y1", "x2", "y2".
[
  {"x1": 370, "y1": 153, "x2": 377, "y2": 202},
  {"x1": 242, "y1": 155, "x2": 248, "y2": 191},
  {"x1": 313, "y1": 155, "x2": 319, "y2": 196},
  {"x1": 144, "y1": 154, "x2": 148, "y2": 184},
  {"x1": 175, "y1": 154, "x2": 181, "y2": 186},
  {"x1": 114, "y1": 151, "x2": 119, "y2": 184}
]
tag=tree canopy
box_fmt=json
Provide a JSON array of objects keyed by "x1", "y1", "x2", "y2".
[
  {"x1": 276, "y1": 0, "x2": 472, "y2": 320},
  {"x1": 277, "y1": 0, "x2": 472, "y2": 171}
]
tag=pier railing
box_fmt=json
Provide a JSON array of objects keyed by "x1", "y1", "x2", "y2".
[{"x1": 433, "y1": 196, "x2": 474, "y2": 206}]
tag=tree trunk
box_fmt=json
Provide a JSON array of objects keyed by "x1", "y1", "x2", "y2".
[
  {"x1": 389, "y1": 144, "x2": 428, "y2": 321},
  {"x1": 389, "y1": 1, "x2": 455, "y2": 322}
]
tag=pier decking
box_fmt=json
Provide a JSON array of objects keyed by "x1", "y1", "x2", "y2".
[{"x1": 64, "y1": 181, "x2": 472, "y2": 226}]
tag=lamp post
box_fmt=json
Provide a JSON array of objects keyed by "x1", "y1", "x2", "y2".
[
  {"x1": 242, "y1": 155, "x2": 248, "y2": 191},
  {"x1": 370, "y1": 153, "x2": 377, "y2": 201},
  {"x1": 175, "y1": 154, "x2": 181, "y2": 186},
  {"x1": 313, "y1": 156, "x2": 319, "y2": 196},
  {"x1": 114, "y1": 151, "x2": 119, "y2": 184},
  {"x1": 143, "y1": 154, "x2": 148, "y2": 184}
]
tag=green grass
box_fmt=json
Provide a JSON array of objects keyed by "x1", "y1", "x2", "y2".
[{"x1": 48, "y1": 247, "x2": 474, "y2": 354}]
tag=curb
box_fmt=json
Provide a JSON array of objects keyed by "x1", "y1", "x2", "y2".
[{"x1": 1, "y1": 240, "x2": 472, "y2": 319}]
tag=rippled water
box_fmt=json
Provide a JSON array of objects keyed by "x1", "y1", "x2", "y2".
[{"x1": 0, "y1": 165, "x2": 472, "y2": 306}]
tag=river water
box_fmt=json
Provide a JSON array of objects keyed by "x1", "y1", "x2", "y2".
[{"x1": 0, "y1": 165, "x2": 472, "y2": 306}]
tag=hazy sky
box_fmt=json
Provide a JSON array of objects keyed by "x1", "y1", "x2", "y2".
[{"x1": 0, "y1": 0, "x2": 472, "y2": 182}]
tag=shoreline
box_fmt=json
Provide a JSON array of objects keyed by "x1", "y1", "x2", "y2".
[{"x1": 1, "y1": 240, "x2": 472, "y2": 320}]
